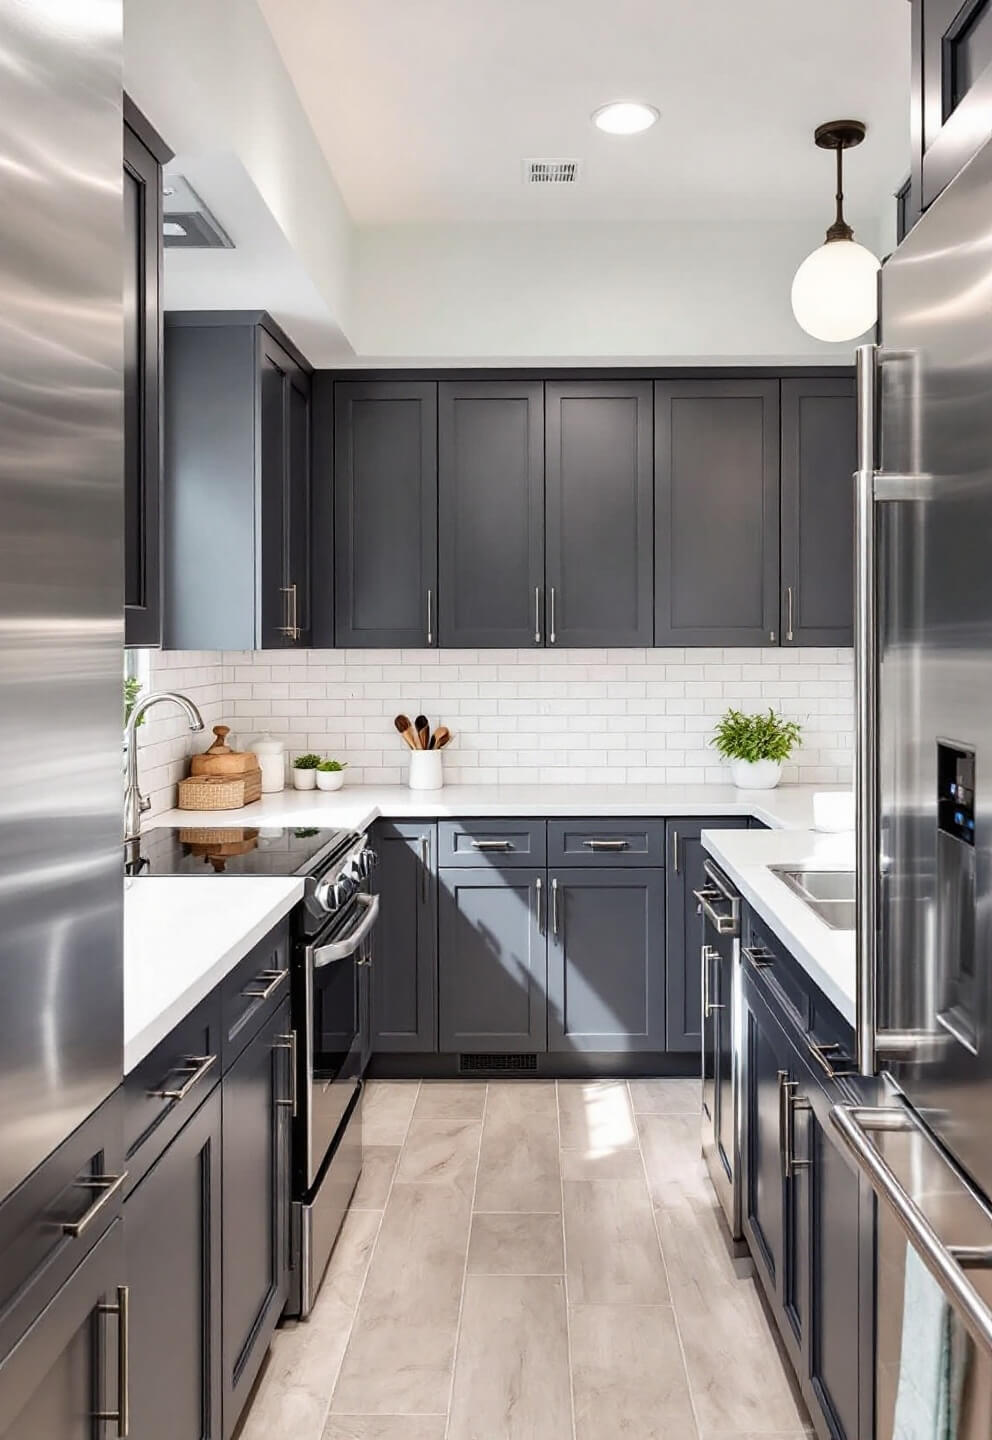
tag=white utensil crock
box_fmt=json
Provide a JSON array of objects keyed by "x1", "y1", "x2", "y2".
[{"x1": 408, "y1": 750, "x2": 443, "y2": 791}]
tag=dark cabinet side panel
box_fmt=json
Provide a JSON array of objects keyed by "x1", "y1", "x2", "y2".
[
  {"x1": 372, "y1": 822, "x2": 438, "y2": 1053},
  {"x1": 655, "y1": 380, "x2": 779, "y2": 646},
  {"x1": 334, "y1": 382, "x2": 438, "y2": 647},
  {"x1": 259, "y1": 330, "x2": 311, "y2": 648},
  {"x1": 221, "y1": 996, "x2": 291, "y2": 1438},
  {"x1": 780, "y1": 377, "x2": 856, "y2": 647},
  {"x1": 743, "y1": 985, "x2": 788, "y2": 1296},
  {"x1": 547, "y1": 868, "x2": 665, "y2": 1053},
  {"x1": 438, "y1": 868, "x2": 547, "y2": 1052},
  {"x1": 439, "y1": 382, "x2": 544, "y2": 647},
  {"x1": 665, "y1": 819, "x2": 741, "y2": 1052},
  {"x1": 545, "y1": 381, "x2": 654, "y2": 647},
  {"x1": 126, "y1": 1088, "x2": 222, "y2": 1440}
]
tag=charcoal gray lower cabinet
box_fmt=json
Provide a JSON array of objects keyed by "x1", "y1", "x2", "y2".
[
  {"x1": 438, "y1": 381, "x2": 544, "y2": 647},
  {"x1": 221, "y1": 995, "x2": 292, "y2": 1437},
  {"x1": 665, "y1": 819, "x2": 742, "y2": 1052},
  {"x1": 372, "y1": 823, "x2": 437, "y2": 1053},
  {"x1": 547, "y1": 869, "x2": 664, "y2": 1052},
  {"x1": 126, "y1": 1087, "x2": 223, "y2": 1440},
  {"x1": 334, "y1": 382, "x2": 438, "y2": 647},
  {"x1": 545, "y1": 381, "x2": 654, "y2": 647},
  {"x1": 438, "y1": 868, "x2": 547, "y2": 1053},
  {"x1": 780, "y1": 378, "x2": 856, "y2": 647},
  {"x1": 742, "y1": 972, "x2": 790, "y2": 1297},
  {"x1": 0, "y1": 1220, "x2": 125, "y2": 1439},
  {"x1": 655, "y1": 379, "x2": 780, "y2": 646}
]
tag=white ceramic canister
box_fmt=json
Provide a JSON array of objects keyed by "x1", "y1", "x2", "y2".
[
  {"x1": 408, "y1": 750, "x2": 443, "y2": 791},
  {"x1": 250, "y1": 733, "x2": 286, "y2": 792}
]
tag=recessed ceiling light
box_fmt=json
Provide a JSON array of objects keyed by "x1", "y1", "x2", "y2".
[{"x1": 592, "y1": 101, "x2": 659, "y2": 135}]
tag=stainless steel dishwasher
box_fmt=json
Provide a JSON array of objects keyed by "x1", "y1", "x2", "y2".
[{"x1": 696, "y1": 857, "x2": 745, "y2": 1249}]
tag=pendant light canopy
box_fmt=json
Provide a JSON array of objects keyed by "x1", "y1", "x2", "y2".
[{"x1": 791, "y1": 120, "x2": 880, "y2": 343}]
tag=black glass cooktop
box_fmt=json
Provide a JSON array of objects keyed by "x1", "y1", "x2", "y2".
[{"x1": 127, "y1": 826, "x2": 348, "y2": 878}]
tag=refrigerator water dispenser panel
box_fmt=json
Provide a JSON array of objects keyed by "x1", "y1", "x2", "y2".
[{"x1": 936, "y1": 740, "x2": 978, "y2": 1053}]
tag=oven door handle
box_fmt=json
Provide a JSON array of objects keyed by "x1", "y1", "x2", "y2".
[{"x1": 312, "y1": 894, "x2": 380, "y2": 966}]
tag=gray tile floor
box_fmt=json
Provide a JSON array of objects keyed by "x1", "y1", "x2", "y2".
[{"x1": 239, "y1": 1079, "x2": 812, "y2": 1440}]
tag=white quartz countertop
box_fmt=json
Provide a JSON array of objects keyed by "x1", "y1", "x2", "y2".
[
  {"x1": 123, "y1": 876, "x2": 303, "y2": 1073},
  {"x1": 156, "y1": 781, "x2": 842, "y2": 834},
  {"x1": 700, "y1": 825, "x2": 856, "y2": 1024},
  {"x1": 128, "y1": 783, "x2": 851, "y2": 1074}
]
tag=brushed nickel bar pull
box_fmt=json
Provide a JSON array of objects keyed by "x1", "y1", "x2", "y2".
[
  {"x1": 535, "y1": 876, "x2": 544, "y2": 935},
  {"x1": 534, "y1": 585, "x2": 542, "y2": 645},
  {"x1": 420, "y1": 832, "x2": 431, "y2": 904},
  {"x1": 96, "y1": 1285, "x2": 129, "y2": 1436},
  {"x1": 582, "y1": 838, "x2": 629, "y2": 851},
  {"x1": 552, "y1": 877, "x2": 560, "y2": 937},
  {"x1": 549, "y1": 586, "x2": 557, "y2": 645},
  {"x1": 742, "y1": 945, "x2": 774, "y2": 971},
  {"x1": 778, "y1": 1071, "x2": 790, "y2": 1179},
  {"x1": 426, "y1": 588, "x2": 434, "y2": 646},
  {"x1": 806, "y1": 1038, "x2": 855, "y2": 1080},
  {"x1": 785, "y1": 585, "x2": 794, "y2": 643},
  {"x1": 243, "y1": 967, "x2": 289, "y2": 1001},
  {"x1": 280, "y1": 584, "x2": 299, "y2": 640},
  {"x1": 148, "y1": 1053, "x2": 217, "y2": 1104},
  {"x1": 702, "y1": 946, "x2": 724, "y2": 1017},
  {"x1": 471, "y1": 839, "x2": 513, "y2": 851},
  {"x1": 672, "y1": 829, "x2": 679, "y2": 873},
  {"x1": 693, "y1": 887, "x2": 738, "y2": 935},
  {"x1": 275, "y1": 1032, "x2": 298, "y2": 1116},
  {"x1": 781, "y1": 1079, "x2": 810, "y2": 1179},
  {"x1": 62, "y1": 1172, "x2": 128, "y2": 1238}
]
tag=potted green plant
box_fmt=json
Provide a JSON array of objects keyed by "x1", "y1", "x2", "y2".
[
  {"x1": 292, "y1": 753, "x2": 322, "y2": 791},
  {"x1": 315, "y1": 758, "x2": 349, "y2": 792},
  {"x1": 711, "y1": 708, "x2": 802, "y2": 790}
]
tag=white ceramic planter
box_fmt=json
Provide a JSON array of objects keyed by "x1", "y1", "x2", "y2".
[
  {"x1": 315, "y1": 769, "x2": 345, "y2": 792},
  {"x1": 292, "y1": 769, "x2": 317, "y2": 790},
  {"x1": 729, "y1": 758, "x2": 782, "y2": 790},
  {"x1": 409, "y1": 750, "x2": 443, "y2": 791}
]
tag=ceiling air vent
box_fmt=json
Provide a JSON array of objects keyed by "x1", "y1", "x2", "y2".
[{"x1": 524, "y1": 158, "x2": 582, "y2": 185}]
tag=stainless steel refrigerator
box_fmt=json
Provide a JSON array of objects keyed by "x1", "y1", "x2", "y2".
[
  {"x1": 833, "y1": 130, "x2": 992, "y2": 1436},
  {"x1": 0, "y1": 1, "x2": 124, "y2": 1206}
]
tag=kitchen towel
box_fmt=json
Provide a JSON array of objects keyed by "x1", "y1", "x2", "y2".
[{"x1": 892, "y1": 1245, "x2": 968, "y2": 1438}]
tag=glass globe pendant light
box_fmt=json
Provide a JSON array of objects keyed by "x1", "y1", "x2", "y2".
[{"x1": 791, "y1": 120, "x2": 880, "y2": 343}]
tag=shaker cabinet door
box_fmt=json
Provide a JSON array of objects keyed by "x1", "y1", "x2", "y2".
[
  {"x1": 655, "y1": 380, "x2": 780, "y2": 646},
  {"x1": 439, "y1": 382, "x2": 545, "y2": 647},
  {"x1": 126, "y1": 1088, "x2": 223, "y2": 1440},
  {"x1": 334, "y1": 382, "x2": 438, "y2": 648},
  {"x1": 545, "y1": 381, "x2": 654, "y2": 647},
  {"x1": 742, "y1": 981, "x2": 790, "y2": 1299},
  {"x1": 259, "y1": 331, "x2": 311, "y2": 648},
  {"x1": 780, "y1": 378, "x2": 855, "y2": 647},
  {"x1": 372, "y1": 823, "x2": 438, "y2": 1053},
  {"x1": 665, "y1": 819, "x2": 741, "y2": 1052}
]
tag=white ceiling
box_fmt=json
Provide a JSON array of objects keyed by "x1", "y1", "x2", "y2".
[{"x1": 259, "y1": 0, "x2": 911, "y2": 226}]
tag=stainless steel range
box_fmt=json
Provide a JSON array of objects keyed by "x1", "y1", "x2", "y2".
[{"x1": 135, "y1": 824, "x2": 380, "y2": 1318}]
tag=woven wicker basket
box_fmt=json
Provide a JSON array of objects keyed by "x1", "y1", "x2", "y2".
[{"x1": 177, "y1": 773, "x2": 261, "y2": 811}]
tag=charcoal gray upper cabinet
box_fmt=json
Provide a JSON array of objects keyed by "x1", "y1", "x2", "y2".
[
  {"x1": 123, "y1": 98, "x2": 171, "y2": 648},
  {"x1": 547, "y1": 868, "x2": 665, "y2": 1052},
  {"x1": 439, "y1": 382, "x2": 544, "y2": 647},
  {"x1": 126, "y1": 1087, "x2": 222, "y2": 1440},
  {"x1": 655, "y1": 380, "x2": 780, "y2": 646},
  {"x1": 334, "y1": 382, "x2": 438, "y2": 647},
  {"x1": 780, "y1": 378, "x2": 856, "y2": 647},
  {"x1": 372, "y1": 822, "x2": 438, "y2": 1053},
  {"x1": 545, "y1": 381, "x2": 654, "y2": 647},
  {"x1": 913, "y1": 0, "x2": 992, "y2": 209},
  {"x1": 164, "y1": 312, "x2": 312, "y2": 650}
]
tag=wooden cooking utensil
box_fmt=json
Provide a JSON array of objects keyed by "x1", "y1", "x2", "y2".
[
  {"x1": 414, "y1": 714, "x2": 430, "y2": 750},
  {"x1": 431, "y1": 726, "x2": 451, "y2": 750},
  {"x1": 393, "y1": 714, "x2": 419, "y2": 750}
]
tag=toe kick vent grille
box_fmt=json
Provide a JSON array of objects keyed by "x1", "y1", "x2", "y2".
[
  {"x1": 524, "y1": 158, "x2": 581, "y2": 185},
  {"x1": 459, "y1": 1052, "x2": 538, "y2": 1073}
]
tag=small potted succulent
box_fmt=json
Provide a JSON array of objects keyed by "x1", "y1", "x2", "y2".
[
  {"x1": 315, "y1": 758, "x2": 348, "y2": 792},
  {"x1": 711, "y1": 708, "x2": 802, "y2": 790},
  {"x1": 292, "y1": 753, "x2": 322, "y2": 791}
]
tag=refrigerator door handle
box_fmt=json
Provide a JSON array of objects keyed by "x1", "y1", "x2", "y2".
[{"x1": 854, "y1": 341, "x2": 880, "y2": 1076}]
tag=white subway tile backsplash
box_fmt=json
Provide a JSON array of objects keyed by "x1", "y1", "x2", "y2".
[{"x1": 140, "y1": 645, "x2": 855, "y2": 814}]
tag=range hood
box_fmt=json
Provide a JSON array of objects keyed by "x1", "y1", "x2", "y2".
[{"x1": 163, "y1": 175, "x2": 233, "y2": 249}]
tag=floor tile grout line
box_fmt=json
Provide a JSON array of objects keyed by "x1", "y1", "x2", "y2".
[
  {"x1": 318, "y1": 1079, "x2": 422, "y2": 1435},
  {"x1": 442, "y1": 1079, "x2": 488, "y2": 1440},
  {"x1": 629, "y1": 1079, "x2": 704, "y2": 1440},
  {"x1": 557, "y1": 1080, "x2": 579, "y2": 1440}
]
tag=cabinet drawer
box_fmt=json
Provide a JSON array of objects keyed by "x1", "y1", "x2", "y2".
[
  {"x1": 0, "y1": 1089, "x2": 124, "y2": 1359},
  {"x1": 438, "y1": 820, "x2": 546, "y2": 867},
  {"x1": 548, "y1": 819, "x2": 664, "y2": 866},
  {"x1": 742, "y1": 913, "x2": 811, "y2": 1032},
  {"x1": 123, "y1": 989, "x2": 222, "y2": 1193},
  {"x1": 220, "y1": 920, "x2": 291, "y2": 1067}
]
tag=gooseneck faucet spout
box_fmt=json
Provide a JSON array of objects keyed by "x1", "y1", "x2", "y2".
[{"x1": 124, "y1": 691, "x2": 204, "y2": 842}]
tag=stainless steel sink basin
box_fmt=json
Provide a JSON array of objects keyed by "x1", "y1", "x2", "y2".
[{"x1": 769, "y1": 867, "x2": 856, "y2": 931}]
